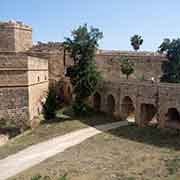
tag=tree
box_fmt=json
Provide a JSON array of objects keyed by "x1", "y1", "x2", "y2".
[
  {"x1": 42, "y1": 88, "x2": 57, "y2": 120},
  {"x1": 64, "y1": 24, "x2": 103, "y2": 115},
  {"x1": 158, "y1": 38, "x2": 171, "y2": 53},
  {"x1": 159, "y1": 38, "x2": 180, "y2": 83},
  {"x1": 120, "y1": 57, "x2": 134, "y2": 80},
  {"x1": 131, "y1": 35, "x2": 143, "y2": 51}
]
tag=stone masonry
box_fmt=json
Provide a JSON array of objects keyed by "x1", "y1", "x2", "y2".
[
  {"x1": 0, "y1": 21, "x2": 48, "y2": 129},
  {"x1": 0, "y1": 20, "x2": 180, "y2": 130}
]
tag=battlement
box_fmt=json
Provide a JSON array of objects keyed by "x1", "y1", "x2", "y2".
[
  {"x1": 0, "y1": 20, "x2": 32, "y2": 52},
  {"x1": 0, "y1": 20, "x2": 32, "y2": 31},
  {"x1": 97, "y1": 49, "x2": 165, "y2": 58}
]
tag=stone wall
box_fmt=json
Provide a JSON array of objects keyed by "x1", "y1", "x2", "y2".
[
  {"x1": 0, "y1": 53, "x2": 48, "y2": 128},
  {"x1": 0, "y1": 87, "x2": 29, "y2": 128},
  {"x1": 92, "y1": 80, "x2": 180, "y2": 129},
  {"x1": 0, "y1": 21, "x2": 32, "y2": 52},
  {"x1": 96, "y1": 52, "x2": 166, "y2": 82},
  {"x1": 27, "y1": 56, "x2": 49, "y2": 123}
]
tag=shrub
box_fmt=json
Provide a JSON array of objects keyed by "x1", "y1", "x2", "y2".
[
  {"x1": 72, "y1": 100, "x2": 93, "y2": 116},
  {"x1": 43, "y1": 88, "x2": 57, "y2": 120},
  {"x1": 31, "y1": 174, "x2": 67, "y2": 180}
]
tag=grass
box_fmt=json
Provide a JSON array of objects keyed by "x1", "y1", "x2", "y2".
[
  {"x1": 9, "y1": 124, "x2": 180, "y2": 180},
  {"x1": 0, "y1": 108, "x2": 117, "y2": 160}
]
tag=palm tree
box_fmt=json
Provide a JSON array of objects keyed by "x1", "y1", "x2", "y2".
[{"x1": 131, "y1": 35, "x2": 143, "y2": 51}]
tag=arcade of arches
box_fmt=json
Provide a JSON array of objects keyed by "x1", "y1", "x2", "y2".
[
  {"x1": 58, "y1": 80, "x2": 180, "y2": 130},
  {"x1": 91, "y1": 81, "x2": 180, "y2": 130}
]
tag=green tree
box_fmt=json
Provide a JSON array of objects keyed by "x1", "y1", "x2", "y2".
[
  {"x1": 43, "y1": 88, "x2": 57, "y2": 120},
  {"x1": 120, "y1": 58, "x2": 134, "y2": 80},
  {"x1": 159, "y1": 38, "x2": 180, "y2": 83},
  {"x1": 64, "y1": 24, "x2": 103, "y2": 115},
  {"x1": 131, "y1": 35, "x2": 143, "y2": 51}
]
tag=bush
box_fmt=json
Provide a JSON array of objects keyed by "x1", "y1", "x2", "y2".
[
  {"x1": 43, "y1": 88, "x2": 57, "y2": 120},
  {"x1": 72, "y1": 100, "x2": 92, "y2": 116},
  {"x1": 31, "y1": 174, "x2": 67, "y2": 180}
]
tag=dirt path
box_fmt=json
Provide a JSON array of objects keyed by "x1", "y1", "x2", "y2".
[{"x1": 0, "y1": 121, "x2": 128, "y2": 180}]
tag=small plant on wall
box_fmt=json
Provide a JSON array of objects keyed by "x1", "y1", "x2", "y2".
[{"x1": 120, "y1": 57, "x2": 134, "y2": 80}]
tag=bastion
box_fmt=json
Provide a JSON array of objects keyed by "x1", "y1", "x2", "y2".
[{"x1": 0, "y1": 21, "x2": 48, "y2": 129}]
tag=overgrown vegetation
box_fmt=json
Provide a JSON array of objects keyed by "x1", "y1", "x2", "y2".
[
  {"x1": 130, "y1": 34, "x2": 143, "y2": 51},
  {"x1": 159, "y1": 38, "x2": 180, "y2": 83},
  {"x1": 64, "y1": 24, "x2": 103, "y2": 115},
  {"x1": 42, "y1": 88, "x2": 57, "y2": 120},
  {"x1": 0, "y1": 118, "x2": 21, "y2": 137},
  {"x1": 120, "y1": 57, "x2": 134, "y2": 79},
  {"x1": 30, "y1": 174, "x2": 67, "y2": 180},
  {"x1": 72, "y1": 100, "x2": 93, "y2": 116},
  {"x1": 166, "y1": 157, "x2": 180, "y2": 175}
]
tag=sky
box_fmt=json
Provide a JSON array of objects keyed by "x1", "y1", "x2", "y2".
[{"x1": 1, "y1": 0, "x2": 180, "y2": 51}]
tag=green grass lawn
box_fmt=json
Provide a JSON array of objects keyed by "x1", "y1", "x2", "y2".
[{"x1": 0, "y1": 109, "x2": 117, "y2": 160}]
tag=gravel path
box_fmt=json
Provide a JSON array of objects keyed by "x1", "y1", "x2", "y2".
[{"x1": 0, "y1": 121, "x2": 128, "y2": 180}]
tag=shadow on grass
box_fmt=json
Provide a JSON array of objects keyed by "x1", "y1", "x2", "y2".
[
  {"x1": 43, "y1": 107, "x2": 117, "y2": 126},
  {"x1": 107, "y1": 124, "x2": 180, "y2": 151},
  {"x1": 43, "y1": 106, "x2": 180, "y2": 151}
]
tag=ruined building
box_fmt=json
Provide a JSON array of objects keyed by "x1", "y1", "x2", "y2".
[{"x1": 0, "y1": 20, "x2": 180, "y2": 130}]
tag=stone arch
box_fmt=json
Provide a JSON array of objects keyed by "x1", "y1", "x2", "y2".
[
  {"x1": 66, "y1": 85, "x2": 72, "y2": 104},
  {"x1": 58, "y1": 85, "x2": 65, "y2": 102},
  {"x1": 140, "y1": 104, "x2": 157, "y2": 126},
  {"x1": 93, "y1": 92, "x2": 101, "y2": 111},
  {"x1": 165, "y1": 108, "x2": 180, "y2": 129},
  {"x1": 121, "y1": 96, "x2": 135, "y2": 121},
  {"x1": 107, "y1": 94, "x2": 115, "y2": 114}
]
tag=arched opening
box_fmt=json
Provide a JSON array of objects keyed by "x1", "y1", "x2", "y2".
[
  {"x1": 107, "y1": 95, "x2": 115, "y2": 114},
  {"x1": 93, "y1": 92, "x2": 101, "y2": 111},
  {"x1": 66, "y1": 85, "x2": 72, "y2": 104},
  {"x1": 58, "y1": 85, "x2": 65, "y2": 103},
  {"x1": 165, "y1": 108, "x2": 180, "y2": 129},
  {"x1": 140, "y1": 104, "x2": 157, "y2": 126},
  {"x1": 121, "y1": 96, "x2": 135, "y2": 122},
  {"x1": 67, "y1": 86, "x2": 72, "y2": 98}
]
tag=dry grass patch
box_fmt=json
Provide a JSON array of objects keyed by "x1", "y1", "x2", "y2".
[
  {"x1": 10, "y1": 125, "x2": 180, "y2": 180},
  {"x1": 0, "y1": 110, "x2": 116, "y2": 160}
]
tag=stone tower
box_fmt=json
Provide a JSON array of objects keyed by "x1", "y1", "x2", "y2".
[
  {"x1": 0, "y1": 20, "x2": 32, "y2": 52},
  {"x1": 0, "y1": 21, "x2": 48, "y2": 130}
]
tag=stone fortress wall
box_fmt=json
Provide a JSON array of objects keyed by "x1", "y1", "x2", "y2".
[
  {"x1": 96, "y1": 50, "x2": 166, "y2": 82},
  {"x1": 0, "y1": 21, "x2": 48, "y2": 129},
  {"x1": 0, "y1": 20, "x2": 180, "y2": 130},
  {"x1": 0, "y1": 21, "x2": 32, "y2": 52}
]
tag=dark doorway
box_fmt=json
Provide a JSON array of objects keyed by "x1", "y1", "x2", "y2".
[
  {"x1": 140, "y1": 104, "x2": 157, "y2": 126},
  {"x1": 165, "y1": 108, "x2": 180, "y2": 129},
  {"x1": 93, "y1": 92, "x2": 101, "y2": 111},
  {"x1": 121, "y1": 96, "x2": 135, "y2": 122},
  {"x1": 107, "y1": 95, "x2": 115, "y2": 114}
]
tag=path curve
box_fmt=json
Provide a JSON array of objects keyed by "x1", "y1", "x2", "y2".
[{"x1": 0, "y1": 121, "x2": 128, "y2": 180}]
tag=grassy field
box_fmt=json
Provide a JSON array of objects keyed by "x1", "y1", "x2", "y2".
[
  {"x1": 0, "y1": 110, "x2": 116, "y2": 160},
  {"x1": 9, "y1": 124, "x2": 180, "y2": 180}
]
